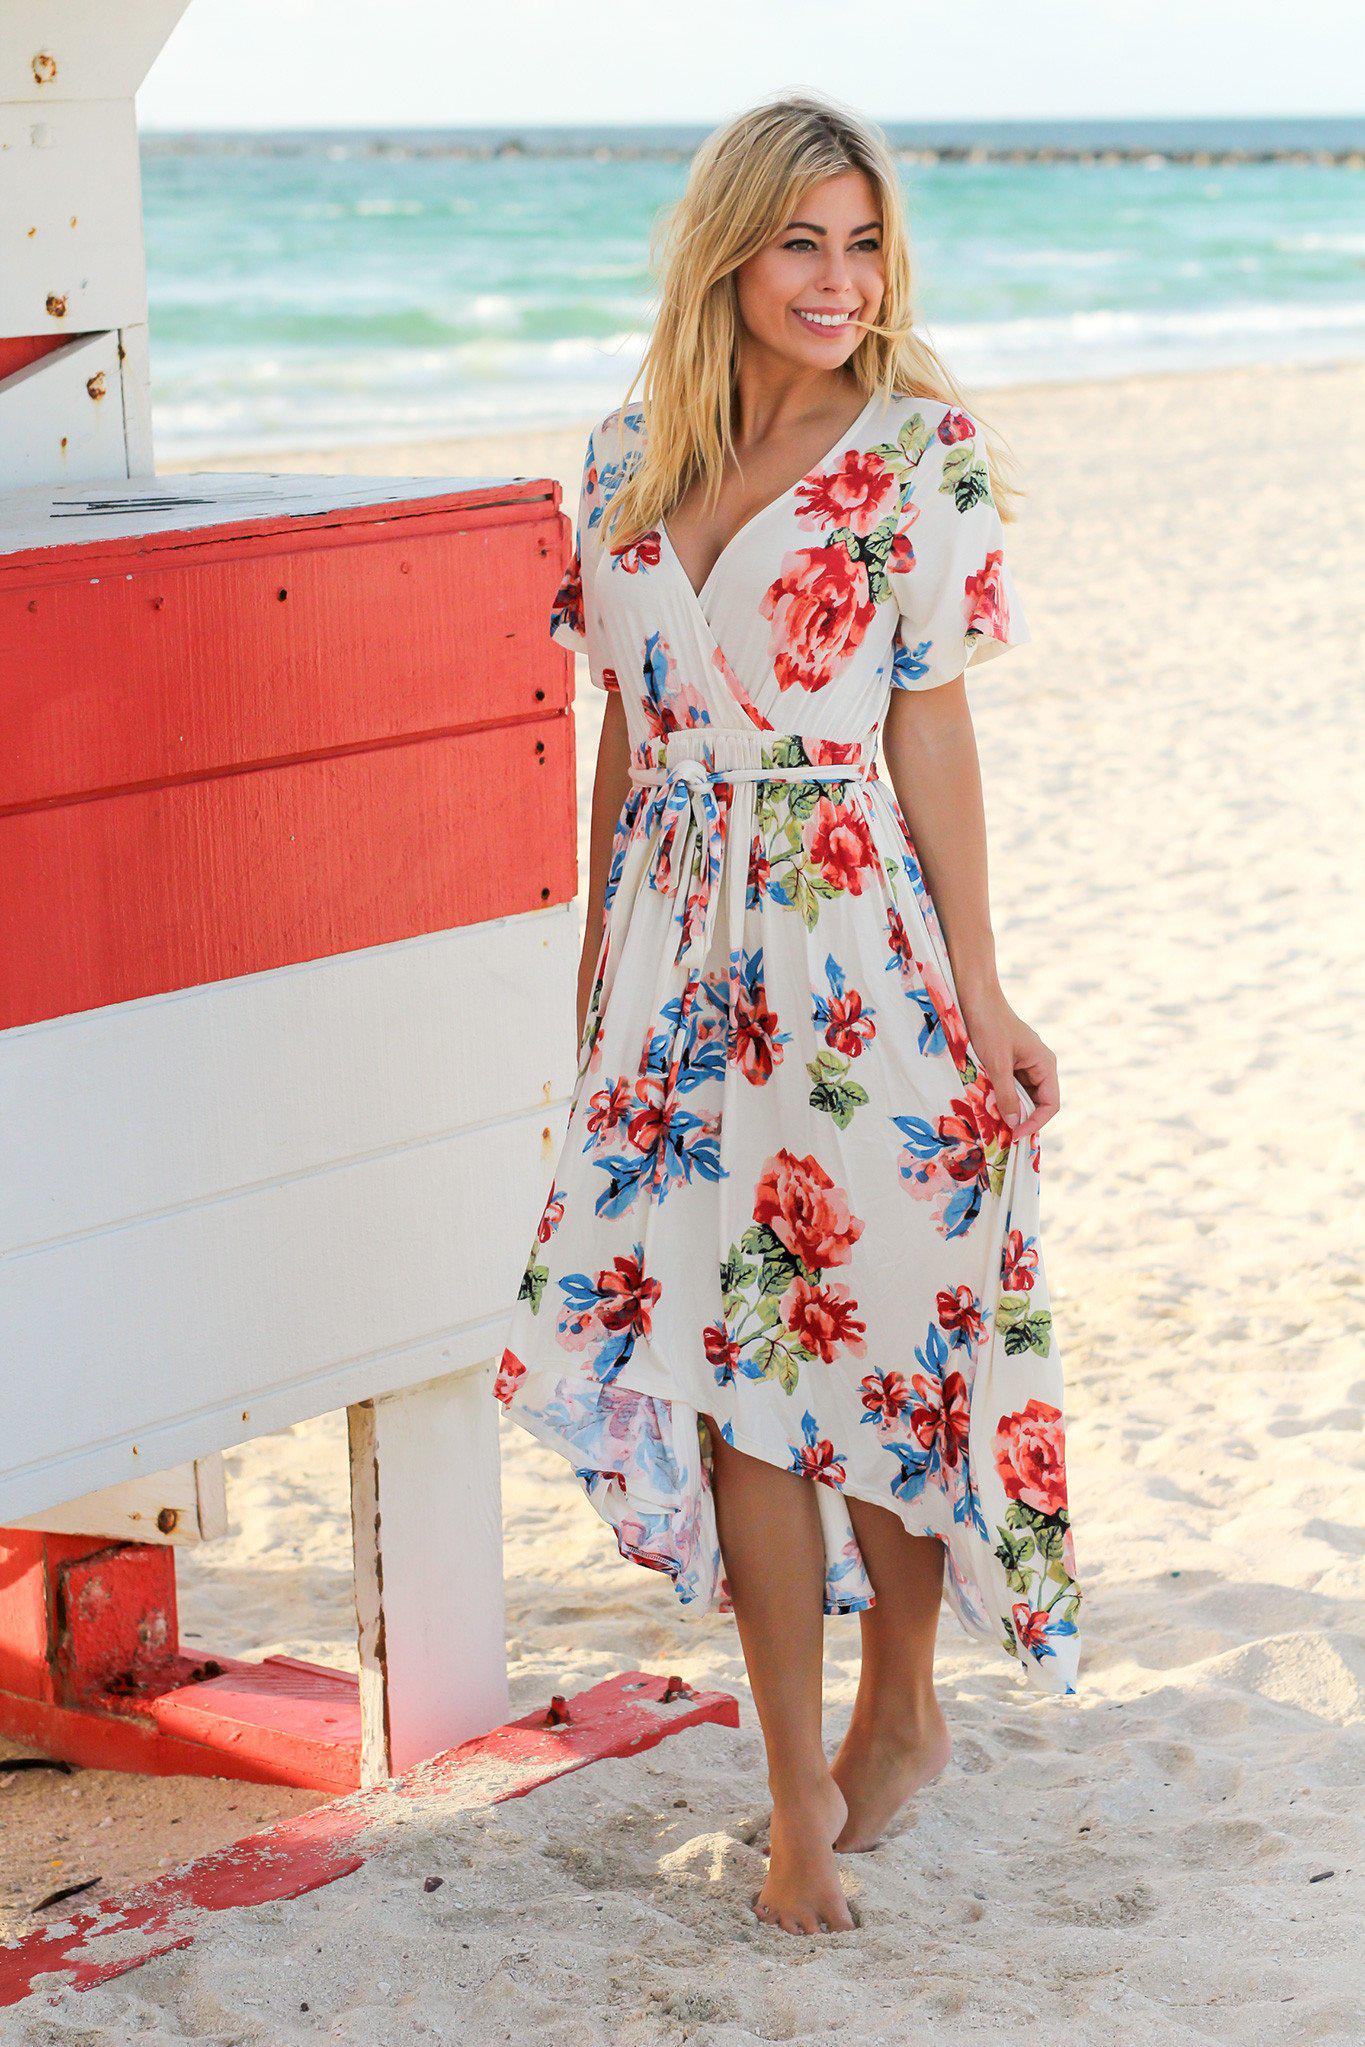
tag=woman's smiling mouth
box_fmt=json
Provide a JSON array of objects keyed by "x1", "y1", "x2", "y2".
[{"x1": 792, "y1": 307, "x2": 859, "y2": 333}]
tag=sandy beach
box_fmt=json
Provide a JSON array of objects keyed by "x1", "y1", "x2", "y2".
[{"x1": 4, "y1": 356, "x2": 1363, "y2": 2043}]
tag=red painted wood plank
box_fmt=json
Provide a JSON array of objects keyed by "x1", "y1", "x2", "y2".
[
  {"x1": 144, "y1": 1655, "x2": 361, "y2": 1785},
  {"x1": 0, "y1": 505, "x2": 572, "y2": 812},
  {"x1": 0, "y1": 1673, "x2": 739, "y2": 2007},
  {"x1": 0, "y1": 480, "x2": 557, "y2": 582},
  {"x1": 0, "y1": 1657, "x2": 362, "y2": 1793},
  {"x1": 0, "y1": 336, "x2": 72, "y2": 381},
  {"x1": 0, "y1": 719, "x2": 577, "y2": 1028}
]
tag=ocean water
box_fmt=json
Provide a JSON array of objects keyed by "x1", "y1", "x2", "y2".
[{"x1": 141, "y1": 120, "x2": 1365, "y2": 460}]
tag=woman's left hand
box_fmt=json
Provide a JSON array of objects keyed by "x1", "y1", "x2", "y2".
[{"x1": 957, "y1": 981, "x2": 1061, "y2": 1146}]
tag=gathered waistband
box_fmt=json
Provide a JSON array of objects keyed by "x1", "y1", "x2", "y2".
[{"x1": 627, "y1": 727, "x2": 875, "y2": 790}]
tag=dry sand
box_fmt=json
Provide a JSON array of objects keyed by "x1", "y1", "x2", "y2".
[{"x1": 4, "y1": 358, "x2": 1363, "y2": 2043}]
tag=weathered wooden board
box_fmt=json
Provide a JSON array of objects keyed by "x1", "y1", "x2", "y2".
[
  {"x1": 0, "y1": 101, "x2": 146, "y2": 336},
  {"x1": 349, "y1": 1368, "x2": 508, "y2": 1785},
  {"x1": 0, "y1": 1093, "x2": 571, "y2": 1523},
  {"x1": 0, "y1": 718, "x2": 578, "y2": 1027},
  {"x1": 11, "y1": 1456, "x2": 227, "y2": 1544},
  {"x1": 0, "y1": 2, "x2": 190, "y2": 101},
  {"x1": 0, "y1": 330, "x2": 128, "y2": 485},
  {"x1": 1, "y1": 910, "x2": 576, "y2": 1251}
]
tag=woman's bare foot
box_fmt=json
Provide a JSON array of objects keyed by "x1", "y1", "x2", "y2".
[
  {"x1": 830, "y1": 1697, "x2": 952, "y2": 1851},
  {"x1": 753, "y1": 1775, "x2": 855, "y2": 1934}
]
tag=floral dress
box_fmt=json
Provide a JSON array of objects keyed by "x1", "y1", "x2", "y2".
[{"x1": 494, "y1": 390, "x2": 1081, "y2": 1695}]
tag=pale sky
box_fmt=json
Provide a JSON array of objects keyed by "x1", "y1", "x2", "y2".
[{"x1": 138, "y1": 1, "x2": 1364, "y2": 130}]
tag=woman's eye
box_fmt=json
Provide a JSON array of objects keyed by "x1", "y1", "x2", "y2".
[{"x1": 783, "y1": 237, "x2": 818, "y2": 251}]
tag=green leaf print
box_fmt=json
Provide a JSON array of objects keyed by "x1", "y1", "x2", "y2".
[
  {"x1": 785, "y1": 781, "x2": 825, "y2": 825},
  {"x1": 997, "y1": 1293, "x2": 1054, "y2": 1357},
  {"x1": 767, "y1": 733, "x2": 810, "y2": 770},
  {"x1": 740, "y1": 1221, "x2": 807, "y2": 1297},
  {"x1": 519, "y1": 1257, "x2": 548, "y2": 1314},
  {"x1": 871, "y1": 414, "x2": 932, "y2": 485},
  {"x1": 720, "y1": 1246, "x2": 757, "y2": 1295},
  {"x1": 807, "y1": 1049, "x2": 870, "y2": 1130},
  {"x1": 752, "y1": 1333, "x2": 803, "y2": 1395},
  {"x1": 791, "y1": 865, "x2": 838, "y2": 931},
  {"x1": 941, "y1": 441, "x2": 993, "y2": 514}
]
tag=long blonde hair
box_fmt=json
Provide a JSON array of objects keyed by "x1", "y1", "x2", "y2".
[{"x1": 603, "y1": 92, "x2": 1021, "y2": 549}]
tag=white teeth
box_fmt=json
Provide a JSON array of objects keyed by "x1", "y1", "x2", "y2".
[{"x1": 795, "y1": 311, "x2": 851, "y2": 328}]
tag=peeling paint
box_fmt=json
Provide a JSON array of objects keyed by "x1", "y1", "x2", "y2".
[
  {"x1": 44, "y1": 293, "x2": 67, "y2": 319},
  {"x1": 86, "y1": 370, "x2": 106, "y2": 402},
  {"x1": 31, "y1": 52, "x2": 58, "y2": 85}
]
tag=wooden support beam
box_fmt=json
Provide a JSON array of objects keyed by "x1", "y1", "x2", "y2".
[{"x1": 348, "y1": 1366, "x2": 509, "y2": 1787}]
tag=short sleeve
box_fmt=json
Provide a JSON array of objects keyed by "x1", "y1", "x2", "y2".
[
  {"x1": 887, "y1": 409, "x2": 1030, "y2": 692},
  {"x1": 548, "y1": 425, "x2": 620, "y2": 690}
]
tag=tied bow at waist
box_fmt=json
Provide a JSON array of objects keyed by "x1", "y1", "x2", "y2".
[
  {"x1": 628, "y1": 739, "x2": 875, "y2": 974},
  {"x1": 615, "y1": 736, "x2": 878, "y2": 1228}
]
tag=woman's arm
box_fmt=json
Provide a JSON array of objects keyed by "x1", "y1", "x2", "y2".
[
  {"x1": 577, "y1": 689, "x2": 634, "y2": 1039},
  {"x1": 881, "y1": 679, "x2": 1060, "y2": 1145}
]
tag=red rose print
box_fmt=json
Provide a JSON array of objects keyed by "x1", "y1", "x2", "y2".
[
  {"x1": 940, "y1": 1075, "x2": 1011, "y2": 1182},
  {"x1": 804, "y1": 796, "x2": 876, "y2": 895},
  {"x1": 937, "y1": 409, "x2": 976, "y2": 444},
  {"x1": 964, "y1": 550, "x2": 1011, "y2": 643},
  {"x1": 753, "y1": 1147, "x2": 864, "y2": 1272},
  {"x1": 859, "y1": 1369, "x2": 911, "y2": 1424},
  {"x1": 704, "y1": 1320, "x2": 741, "y2": 1381},
  {"x1": 795, "y1": 450, "x2": 897, "y2": 537},
  {"x1": 1011, "y1": 1601, "x2": 1052, "y2": 1653},
  {"x1": 612, "y1": 530, "x2": 662, "y2": 574},
  {"x1": 761, "y1": 545, "x2": 876, "y2": 693},
  {"x1": 537, "y1": 1185, "x2": 566, "y2": 1243},
  {"x1": 908, "y1": 1369, "x2": 970, "y2": 1468},
  {"x1": 733, "y1": 980, "x2": 785, "y2": 1084},
  {"x1": 586, "y1": 1078, "x2": 633, "y2": 1140},
  {"x1": 811, "y1": 739, "x2": 862, "y2": 766},
  {"x1": 780, "y1": 1276, "x2": 867, "y2": 1362},
  {"x1": 995, "y1": 1398, "x2": 1068, "y2": 1516},
  {"x1": 822, "y1": 989, "x2": 876, "y2": 1057},
  {"x1": 493, "y1": 1348, "x2": 526, "y2": 1405},
  {"x1": 552, "y1": 550, "x2": 585, "y2": 637},
  {"x1": 1000, "y1": 1227, "x2": 1040, "y2": 1293},
  {"x1": 595, "y1": 1250, "x2": 662, "y2": 1338},
  {"x1": 937, "y1": 1283, "x2": 986, "y2": 1348}
]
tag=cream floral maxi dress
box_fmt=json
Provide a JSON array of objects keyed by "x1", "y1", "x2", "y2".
[{"x1": 495, "y1": 391, "x2": 1082, "y2": 1695}]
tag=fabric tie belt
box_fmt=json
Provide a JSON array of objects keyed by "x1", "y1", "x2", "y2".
[
  {"x1": 628, "y1": 749, "x2": 873, "y2": 973},
  {"x1": 621, "y1": 737, "x2": 877, "y2": 1219}
]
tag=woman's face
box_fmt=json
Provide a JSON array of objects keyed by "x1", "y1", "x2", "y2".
[{"x1": 734, "y1": 168, "x2": 885, "y2": 374}]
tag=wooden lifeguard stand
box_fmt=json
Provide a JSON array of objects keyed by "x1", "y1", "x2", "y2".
[{"x1": 0, "y1": 0, "x2": 588, "y2": 1791}]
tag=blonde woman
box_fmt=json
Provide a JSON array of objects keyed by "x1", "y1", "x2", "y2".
[{"x1": 496, "y1": 93, "x2": 1080, "y2": 1936}]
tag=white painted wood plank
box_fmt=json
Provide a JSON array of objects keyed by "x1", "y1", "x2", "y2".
[
  {"x1": 10, "y1": 1454, "x2": 226, "y2": 1544},
  {"x1": 1, "y1": 1, "x2": 190, "y2": 100},
  {"x1": 118, "y1": 319, "x2": 153, "y2": 476},
  {"x1": 0, "y1": 101, "x2": 146, "y2": 336},
  {"x1": 349, "y1": 1369, "x2": 508, "y2": 1785},
  {"x1": 194, "y1": 1451, "x2": 228, "y2": 1541},
  {"x1": 0, "y1": 1106, "x2": 569, "y2": 1521},
  {"x1": 0, "y1": 472, "x2": 552, "y2": 557},
  {"x1": 0, "y1": 330, "x2": 130, "y2": 486},
  {"x1": 1, "y1": 909, "x2": 578, "y2": 1252}
]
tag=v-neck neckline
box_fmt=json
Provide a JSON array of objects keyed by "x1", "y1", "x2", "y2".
[{"x1": 660, "y1": 390, "x2": 880, "y2": 609}]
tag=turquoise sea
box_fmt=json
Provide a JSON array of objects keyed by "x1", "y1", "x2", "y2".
[{"x1": 141, "y1": 118, "x2": 1365, "y2": 460}]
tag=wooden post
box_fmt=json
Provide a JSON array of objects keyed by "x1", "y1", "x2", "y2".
[{"x1": 348, "y1": 1366, "x2": 508, "y2": 1787}]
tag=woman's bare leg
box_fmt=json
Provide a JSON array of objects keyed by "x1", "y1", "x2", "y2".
[
  {"x1": 830, "y1": 1499, "x2": 952, "y2": 1851},
  {"x1": 705, "y1": 1423, "x2": 854, "y2": 1934}
]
